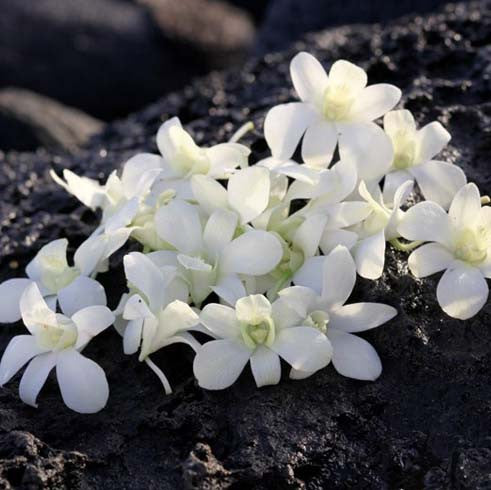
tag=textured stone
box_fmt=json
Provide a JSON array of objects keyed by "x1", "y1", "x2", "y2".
[{"x1": 0, "y1": 1, "x2": 491, "y2": 488}]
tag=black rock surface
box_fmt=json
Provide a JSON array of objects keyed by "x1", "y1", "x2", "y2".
[{"x1": 1, "y1": 1, "x2": 491, "y2": 488}]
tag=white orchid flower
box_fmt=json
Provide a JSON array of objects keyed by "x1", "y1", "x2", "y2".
[
  {"x1": 348, "y1": 180, "x2": 413, "y2": 279},
  {"x1": 382, "y1": 110, "x2": 466, "y2": 208},
  {"x1": 151, "y1": 117, "x2": 250, "y2": 200},
  {"x1": 264, "y1": 52, "x2": 400, "y2": 180},
  {"x1": 121, "y1": 252, "x2": 200, "y2": 393},
  {"x1": 257, "y1": 156, "x2": 322, "y2": 185},
  {"x1": 190, "y1": 165, "x2": 273, "y2": 225},
  {"x1": 154, "y1": 200, "x2": 283, "y2": 305},
  {"x1": 398, "y1": 183, "x2": 491, "y2": 319},
  {"x1": 278, "y1": 246, "x2": 397, "y2": 380},
  {"x1": 0, "y1": 283, "x2": 114, "y2": 413},
  {"x1": 51, "y1": 153, "x2": 164, "y2": 224},
  {"x1": 0, "y1": 238, "x2": 109, "y2": 323},
  {"x1": 193, "y1": 294, "x2": 332, "y2": 389}
]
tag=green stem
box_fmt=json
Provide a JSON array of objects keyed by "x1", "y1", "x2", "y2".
[{"x1": 390, "y1": 238, "x2": 423, "y2": 252}]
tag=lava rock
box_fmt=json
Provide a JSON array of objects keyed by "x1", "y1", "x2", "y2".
[
  {"x1": 255, "y1": 0, "x2": 469, "y2": 54},
  {"x1": 1, "y1": 1, "x2": 491, "y2": 488},
  {"x1": 0, "y1": 0, "x2": 255, "y2": 120},
  {"x1": 0, "y1": 88, "x2": 104, "y2": 153}
]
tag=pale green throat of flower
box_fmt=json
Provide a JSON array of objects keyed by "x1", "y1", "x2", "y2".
[
  {"x1": 391, "y1": 129, "x2": 416, "y2": 170},
  {"x1": 303, "y1": 310, "x2": 330, "y2": 334},
  {"x1": 322, "y1": 83, "x2": 356, "y2": 121},
  {"x1": 454, "y1": 227, "x2": 489, "y2": 264},
  {"x1": 39, "y1": 254, "x2": 79, "y2": 293},
  {"x1": 240, "y1": 316, "x2": 276, "y2": 349},
  {"x1": 168, "y1": 126, "x2": 210, "y2": 175},
  {"x1": 37, "y1": 315, "x2": 78, "y2": 351}
]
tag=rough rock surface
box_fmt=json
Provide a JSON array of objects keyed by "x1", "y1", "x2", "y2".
[{"x1": 1, "y1": 1, "x2": 491, "y2": 488}]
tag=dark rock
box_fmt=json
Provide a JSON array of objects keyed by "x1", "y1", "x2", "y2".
[
  {"x1": 1, "y1": 1, "x2": 491, "y2": 488},
  {"x1": 256, "y1": 0, "x2": 469, "y2": 54},
  {"x1": 0, "y1": 0, "x2": 254, "y2": 120},
  {"x1": 0, "y1": 88, "x2": 104, "y2": 154}
]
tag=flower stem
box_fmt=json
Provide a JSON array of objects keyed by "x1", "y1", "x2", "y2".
[
  {"x1": 390, "y1": 238, "x2": 423, "y2": 252},
  {"x1": 229, "y1": 121, "x2": 254, "y2": 143},
  {"x1": 145, "y1": 358, "x2": 172, "y2": 394}
]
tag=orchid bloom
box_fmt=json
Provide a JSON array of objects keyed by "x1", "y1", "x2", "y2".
[
  {"x1": 0, "y1": 283, "x2": 114, "y2": 413},
  {"x1": 0, "y1": 238, "x2": 108, "y2": 323},
  {"x1": 121, "y1": 252, "x2": 200, "y2": 393},
  {"x1": 349, "y1": 180, "x2": 413, "y2": 279},
  {"x1": 193, "y1": 294, "x2": 332, "y2": 389},
  {"x1": 264, "y1": 52, "x2": 400, "y2": 180},
  {"x1": 154, "y1": 200, "x2": 283, "y2": 305},
  {"x1": 278, "y1": 246, "x2": 397, "y2": 380},
  {"x1": 382, "y1": 110, "x2": 466, "y2": 208},
  {"x1": 398, "y1": 183, "x2": 491, "y2": 319}
]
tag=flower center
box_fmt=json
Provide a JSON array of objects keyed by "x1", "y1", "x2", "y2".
[
  {"x1": 322, "y1": 83, "x2": 356, "y2": 121},
  {"x1": 240, "y1": 317, "x2": 275, "y2": 349},
  {"x1": 168, "y1": 127, "x2": 210, "y2": 176},
  {"x1": 39, "y1": 255, "x2": 79, "y2": 293},
  {"x1": 454, "y1": 227, "x2": 489, "y2": 264},
  {"x1": 37, "y1": 315, "x2": 78, "y2": 351},
  {"x1": 391, "y1": 129, "x2": 416, "y2": 170},
  {"x1": 304, "y1": 310, "x2": 330, "y2": 333}
]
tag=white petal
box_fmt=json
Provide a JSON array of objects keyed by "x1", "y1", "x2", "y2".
[
  {"x1": 398, "y1": 201, "x2": 453, "y2": 246},
  {"x1": 250, "y1": 346, "x2": 281, "y2": 388},
  {"x1": 20, "y1": 283, "x2": 57, "y2": 333},
  {"x1": 321, "y1": 245, "x2": 356, "y2": 308},
  {"x1": 190, "y1": 175, "x2": 228, "y2": 216},
  {"x1": 410, "y1": 161, "x2": 466, "y2": 209},
  {"x1": 178, "y1": 254, "x2": 212, "y2": 272},
  {"x1": 146, "y1": 250, "x2": 178, "y2": 267},
  {"x1": 407, "y1": 243, "x2": 455, "y2": 278},
  {"x1": 436, "y1": 266, "x2": 489, "y2": 320},
  {"x1": 56, "y1": 349, "x2": 109, "y2": 413},
  {"x1": 123, "y1": 318, "x2": 143, "y2": 354},
  {"x1": 349, "y1": 84, "x2": 401, "y2": 122},
  {"x1": 206, "y1": 143, "x2": 250, "y2": 179},
  {"x1": 415, "y1": 121, "x2": 451, "y2": 163},
  {"x1": 228, "y1": 167, "x2": 270, "y2": 224},
  {"x1": 277, "y1": 286, "x2": 319, "y2": 318},
  {"x1": 220, "y1": 231, "x2": 282, "y2": 275},
  {"x1": 26, "y1": 238, "x2": 68, "y2": 282},
  {"x1": 0, "y1": 335, "x2": 47, "y2": 385},
  {"x1": 71, "y1": 305, "x2": 114, "y2": 349},
  {"x1": 329, "y1": 329, "x2": 382, "y2": 381},
  {"x1": 323, "y1": 202, "x2": 371, "y2": 228},
  {"x1": 58, "y1": 276, "x2": 106, "y2": 318},
  {"x1": 329, "y1": 303, "x2": 397, "y2": 333},
  {"x1": 383, "y1": 109, "x2": 416, "y2": 137},
  {"x1": 104, "y1": 198, "x2": 139, "y2": 233},
  {"x1": 156, "y1": 117, "x2": 183, "y2": 159},
  {"x1": 122, "y1": 294, "x2": 154, "y2": 320},
  {"x1": 123, "y1": 252, "x2": 166, "y2": 312},
  {"x1": 320, "y1": 229, "x2": 359, "y2": 255},
  {"x1": 328, "y1": 60, "x2": 367, "y2": 94},
  {"x1": 293, "y1": 214, "x2": 327, "y2": 258},
  {"x1": 338, "y1": 122, "x2": 393, "y2": 181},
  {"x1": 264, "y1": 102, "x2": 318, "y2": 160},
  {"x1": 200, "y1": 303, "x2": 240, "y2": 339},
  {"x1": 121, "y1": 153, "x2": 163, "y2": 199},
  {"x1": 154, "y1": 200, "x2": 203, "y2": 254},
  {"x1": 212, "y1": 275, "x2": 246, "y2": 307},
  {"x1": 193, "y1": 339, "x2": 251, "y2": 390},
  {"x1": 0, "y1": 278, "x2": 31, "y2": 323},
  {"x1": 448, "y1": 183, "x2": 482, "y2": 229},
  {"x1": 353, "y1": 230, "x2": 386, "y2": 280},
  {"x1": 203, "y1": 209, "x2": 238, "y2": 257},
  {"x1": 19, "y1": 352, "x2": 57, "y2": 407},
  {"x1": 301, "y1": 120, "x2": 337, "y2": 169},
  {"x1": 271, "y1": 326, "x2": 332, "y2": 372},
  {"x1": 290, "y1": 51, "x2": 329, "y2": 106},
  {"x1": 383, "y1": 169, "x2": 413, "y2": 204},
  {"x1": 293, "y1": 256, "x2": 326, "y2": 294}
]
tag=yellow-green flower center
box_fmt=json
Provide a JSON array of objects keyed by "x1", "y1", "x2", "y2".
[
  {"x1": 37, "y1": 315, "x2": 78, "y2": 351},
  {"x1": 304, "y1": 310, "x2": 330, "y2": 333},
  {"x1": 322, "y1": 84, "x2": 355, "y2": 121},
  {"x1": 39, "y1": 255, "x2": 79, "y2": 293},
  {"x1": 391, "y1": 129, "x2": 416, "y2": 170},
  {"x1": 240, "y1": 317, "x2": 275, "y2": 349},
  {"x1": 454, "y1": 227, "x2": 489, "y2": 264}
]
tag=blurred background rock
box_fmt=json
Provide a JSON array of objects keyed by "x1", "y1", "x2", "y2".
[{"x1": 0, "y1": 0, "x2": 466, "y2": 153}]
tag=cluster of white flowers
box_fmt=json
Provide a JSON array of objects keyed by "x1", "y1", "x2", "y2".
[{"x1": 0, "y1": 52, "x2": 486, "y2": 413}]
